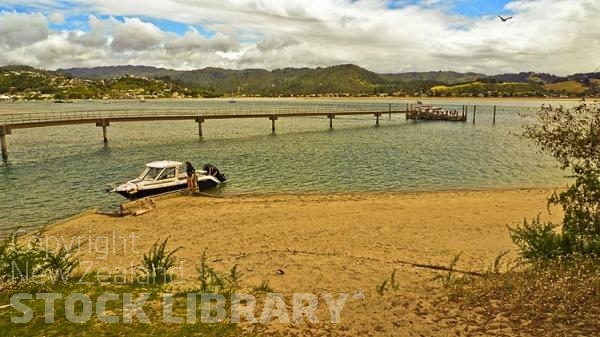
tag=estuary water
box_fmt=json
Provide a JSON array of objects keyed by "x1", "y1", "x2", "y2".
[{"x1": 0, "y1": 98, "x2": 572, "y2": 234}]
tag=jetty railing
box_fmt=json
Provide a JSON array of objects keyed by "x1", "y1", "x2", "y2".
[
  {"x1": 0, "y1": 104, "x2": 414, "y2": 161},
  {"x1": 0, "y1": 105, "x2": 406, "y2": 124}
]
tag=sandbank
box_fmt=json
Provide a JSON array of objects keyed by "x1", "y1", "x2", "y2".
[{"x1": 39, "y1": 188, "x2": 563, "y2": 336}]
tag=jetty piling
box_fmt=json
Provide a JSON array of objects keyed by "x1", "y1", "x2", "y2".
[
  {"x1": 95, "y1": 119, "x2": 109, "y2": 143},
  {"x1": 328, "y1": 114, "x2": 334, "y2": 129},
  {"x1": 269, "y1": 115, "x2": 277, "y2": 133},
  {"x1": 472, "y1": 106, "x2": 477, "y2": 123},
  {"x1": 0, "y1": 125, "x2": 10, "y2": 162},
  {"x1": 493, "y1": 106, "x2": 497, "y2": 124},
  {"x1": 195, "y1": 116, "x2": 204, "y2": 137}
]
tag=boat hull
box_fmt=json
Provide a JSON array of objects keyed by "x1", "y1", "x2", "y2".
[
  {"x1": 198, "y1": 179, "x2": 219, "y2": 191},
  {"x1": 116, "y1": 177, "x2": 222, "y2": 199},
  {"x1": 117, "y1": 181, "x2": 189, "y2": 199}
]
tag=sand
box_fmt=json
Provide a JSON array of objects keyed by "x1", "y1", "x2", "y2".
[{"x1": 41, "y1": 188, "x2": 562, "y2": 336}]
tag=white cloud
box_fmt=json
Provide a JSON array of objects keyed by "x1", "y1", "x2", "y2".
[
  {"x1": 47, "y1": 12, "x2": 65, "y2": 24},
  {"x1": 165, "y1": 28, "x2": 237, "y2": 53},
  {"x1": 0, "y1": 12, "x2": 49, "y2": 48},
  {"x1": 0, "y1": 0, "x2": 598, "y2": 74},
  {"x1": 109, "y1": 17, "x2": 168, "y2": 52}
]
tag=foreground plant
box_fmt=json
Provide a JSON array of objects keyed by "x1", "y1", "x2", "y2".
[
  {"x1": 0, "y1": 229, "x2": 80, "y2": 292},
  {"x1": 141, "y1": 237, "x2": 182, "y2": 283},
  {"x1": 513, "y1": 103, "x2": 600, "y2": 259},
  {"x1": 197, "y1": 249, "x2": 241, "y2": 296}
]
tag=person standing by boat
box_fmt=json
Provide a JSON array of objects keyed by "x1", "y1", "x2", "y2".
[{"x1": 185, "y1": 161, "x2": 197, "y2": 191}]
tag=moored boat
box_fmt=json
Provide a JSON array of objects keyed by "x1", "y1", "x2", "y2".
[{"x1": 110, "y1": 160, "x2": 226, "y2": 199}]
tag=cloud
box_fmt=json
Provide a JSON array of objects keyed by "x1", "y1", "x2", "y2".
[
  {"x1": 47, "y1": 12, "x2": 65, "y2": 24},
  {"x1": 0, "y1": 12, "x2": 49, "y2": 48},
  {"x1": 256, "y1": 35, "x2": 301, "y2": 52},
  {"x1": 109, "y1": 17, "x2": 167, "y2": 51},
  {"x1": 0, "y1": 0, "x2": 598, "y2": 75},
  {"x1": 165, "y1": 28, "x2": 237, "y2": 53}
]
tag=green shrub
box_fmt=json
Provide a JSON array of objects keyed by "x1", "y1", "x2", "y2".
[
  {"x1": 141, "y1": 237, "x2": 181, "y2": 283},
  {"x1": 509, "y1": 216, "x2": 573, "y2": 260},
  {"x1": 252, "y1": 278, "x2": 273, "y2": 293},
  {"x1": 197, "y1": 249, "x2": 241, "y2": 296},
  {"x1": 517, "y1": 103, "x2": 600, "y2": 260}
]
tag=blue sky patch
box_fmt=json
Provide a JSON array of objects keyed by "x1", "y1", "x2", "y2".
[
  {"x1": 48, "y1": 14, "x2": 89, "y2": 31},
  {"x1": 452, "y1": 0, "x2": 512, "y2": 18},
  {"x1": 139, "y1": 17, "x2": 216, "y2": 38},
  {"x1": 387, "y1": 0, "x2": 513, "y2": 17},
  {"x1": 0, "y1": 4, "x2": 35, "y2": 14}
]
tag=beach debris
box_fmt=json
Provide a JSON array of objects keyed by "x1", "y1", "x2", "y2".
[
  {"x1": 275, "y1": 268, "x2": 285, "y2": 275},
  {"x1": 118, "y1": 197, "x2": 156, "y2": 216},
  {"x1": 96, "y1": 210, "x2": 122, "y2": 217},
  {"x1": 132, "y1": 209, "x2": 151, "y2": 216}
]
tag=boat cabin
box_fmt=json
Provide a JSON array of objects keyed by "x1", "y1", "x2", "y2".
[{"x1": 137, "y1": 161, "x2": 185, "y2": 182}]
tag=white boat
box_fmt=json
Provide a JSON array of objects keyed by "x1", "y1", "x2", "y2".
[{"x1": 110, "y1": 160, "x2": 226, "y2": 199}]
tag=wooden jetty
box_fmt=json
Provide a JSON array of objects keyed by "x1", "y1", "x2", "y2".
[
  {"x1": 0, "y1": 104, "x2": 409, "y2": 162},
  {"x1": 0, "y1": 103, "x2": 503, "y2": 162}
]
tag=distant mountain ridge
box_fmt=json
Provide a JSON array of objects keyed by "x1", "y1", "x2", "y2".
[
  {"x1": 59, "y1": 65, "x2": 170, "y2": 79},
  {"x1": 61, "y1": 64, "x2": 484, "y2": 85},
  {"x1": 56, "y1": 64, "x2": 491, "y2": 96}
]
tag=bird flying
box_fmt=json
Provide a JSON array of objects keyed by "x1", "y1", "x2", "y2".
[{"x1": 498, "y1": 15, "x2": 513, "y2": 22}]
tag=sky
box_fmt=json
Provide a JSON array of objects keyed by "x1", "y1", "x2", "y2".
[{"x1": 0, "y1": 0, "x2": 598, "y2": 75}]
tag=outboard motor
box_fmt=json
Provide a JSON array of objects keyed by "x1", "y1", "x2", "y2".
[{"x1": 203, "y1": 163, "x2": 227, "y2": 182}]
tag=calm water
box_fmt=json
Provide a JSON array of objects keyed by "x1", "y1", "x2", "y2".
[{"x1": 0, "y1": 98, "x2": 571, "y2": 235}]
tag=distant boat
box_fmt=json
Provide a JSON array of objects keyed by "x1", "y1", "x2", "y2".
[{"x1": 229, "y1": 99, "x2": 236, "y2": 103}]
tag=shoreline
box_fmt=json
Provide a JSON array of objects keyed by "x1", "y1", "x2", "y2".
[
  {"x1": 29, "y1": 185, "x2": 562, "y2": 231},
  {"x1": 0, "y1": 185, "x2": 561, "y2": 237}
]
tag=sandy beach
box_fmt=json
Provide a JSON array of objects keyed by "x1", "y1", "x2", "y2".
[{"x1": 42, "y1": 188, "x2": 562, "y2": 336}]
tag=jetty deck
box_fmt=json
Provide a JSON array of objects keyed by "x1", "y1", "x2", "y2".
[{"x1": 0, "y1": 104, "x2": 412, "y2": 161}]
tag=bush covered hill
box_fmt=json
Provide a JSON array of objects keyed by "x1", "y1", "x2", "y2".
[{"x1": 1, "y1": 64, "x2": 598, "y2": 100}]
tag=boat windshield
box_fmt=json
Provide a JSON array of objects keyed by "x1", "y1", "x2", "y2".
[
  {"x1": 139, "y1": 167, "x2": 163, "y2": 181},
  {"x1": 156, "y1": 167, "x2": 176, "y2": 180}
]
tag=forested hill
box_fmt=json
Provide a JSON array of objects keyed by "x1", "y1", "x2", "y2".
[
  {"x1": 58, "y1": 64, "x2": 482, "y2": 96},
  {"x1": 1, "y1": 64, "x2": 598, "y2": 99},
  {"x1": 59, "y1": 64, "x2": 599, "y2": 97}
]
